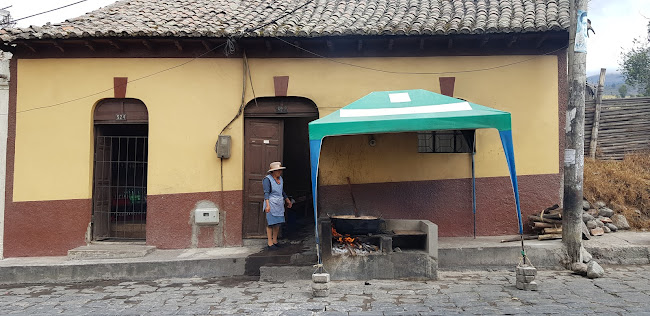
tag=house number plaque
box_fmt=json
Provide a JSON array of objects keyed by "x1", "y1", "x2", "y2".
[{"x1": 115, "y1": 113, "x2": 127, "y2": 121}]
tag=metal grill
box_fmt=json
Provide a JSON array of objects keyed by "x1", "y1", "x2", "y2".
[{"x1": 92, "y1": 136, "x2": 148, "y2": 240}]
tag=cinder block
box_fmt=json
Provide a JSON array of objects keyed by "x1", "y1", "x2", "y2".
[
  {"x1": 516, "y1": 280, "x2": 539, "y2": 291},
  {"x1": 313, "y1": 289, "x2": 330, "y2": 297},
  {"x1": 312, "y1": 282, "x2": 330, "y2": 290},
  {"x1": 516, "y1": 281, "x2": 525, "y2": 290},
  {"x1": 312, "y1": 273, "x2": 330, "y2": 283},
  {"x1": 516, "y1": 265, "x2": 537, "y2": 276},
  {"x1": 525, "y1": 281, "x2": 539, "y2": 291},
  {"x1": 516, "y1": 274, "x2": 536, "y2": 283}
]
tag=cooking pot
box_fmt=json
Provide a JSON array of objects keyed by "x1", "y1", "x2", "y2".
[{"x1": 330, "y1": 215, "x2": 384, "y2": 235}]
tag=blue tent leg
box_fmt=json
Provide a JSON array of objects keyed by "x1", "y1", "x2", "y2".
[
  {"x1": 498, "y1": 130, "x2": 523, "y2": 235},
  {"x1": 472, "y1": 150, "x2": 476, "y2": 239},
  {"x1": 309, "y1": 139, "x2": 323, "y2": 266}
]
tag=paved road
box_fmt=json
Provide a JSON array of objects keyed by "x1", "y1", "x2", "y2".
[{"x1": 0, "y1": 265, "x2": 649, "y2": 315}]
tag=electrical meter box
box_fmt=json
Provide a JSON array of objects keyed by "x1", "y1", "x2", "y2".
[
  {"x1": 194, "y1": 207, "x2": 219, "y2": 225},
  {"x1": 215, "y1": 135, "x2": 231, "y2": 159}
]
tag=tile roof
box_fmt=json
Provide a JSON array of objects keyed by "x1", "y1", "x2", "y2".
[{"x1": 1, "y1": 0, "x2": 571, "y2": 42}]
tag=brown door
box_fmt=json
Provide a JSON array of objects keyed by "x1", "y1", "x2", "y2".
[
  {"x1": 92, "y1": 128, "x2": 112, "y2": 240},
  {"x1": 243, "y1": 118, "x2": 284, "y2": 238}
]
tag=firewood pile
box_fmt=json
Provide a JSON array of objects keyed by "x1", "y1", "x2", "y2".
[
  {"x1": 528, "y1": 201, "x2": 631, "y2": 241},
  {"x1": 529, "y1": 204, "x2": 563, "y2": 240}
]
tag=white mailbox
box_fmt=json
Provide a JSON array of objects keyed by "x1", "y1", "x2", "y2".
[{"x1": 194, "y1": 207, "x2": 219, "y2": 225}]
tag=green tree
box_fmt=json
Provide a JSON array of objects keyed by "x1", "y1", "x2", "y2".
[
  {"x1": 620, "y1": 39, "x2": 650, "y2": 96},
  {"x1": 619, "y1": 22, "x2": 650, "y2": 96},
  {"x1": 618, "y1": 84, "x2": 628, "y2": 98}
]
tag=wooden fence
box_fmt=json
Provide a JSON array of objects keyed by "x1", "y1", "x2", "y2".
[{"x1": 584, "y1": 97, "x2": 650, "y2": 160}]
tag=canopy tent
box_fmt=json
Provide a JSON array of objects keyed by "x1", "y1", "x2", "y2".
[{"x1": 308, "y1": 89, "x2": 523, "y2": 266}]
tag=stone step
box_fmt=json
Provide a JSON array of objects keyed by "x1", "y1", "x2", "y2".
[{"x1": 68, "y1": 244, "x2": 156, "y2": 260}]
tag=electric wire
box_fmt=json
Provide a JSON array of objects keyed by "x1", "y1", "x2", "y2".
[
  {"x1": 15, "y1": 0, "x2": 317, "y2": 115},
  {"x1": 10, "y1": 0, "x2": 89, "y2": 23},
  {"x1": 273, "y1": 36, "x2": 570, "y2": 75}
]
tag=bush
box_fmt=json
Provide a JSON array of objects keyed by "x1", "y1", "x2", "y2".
[{"x1": 584, "y1": 153, "x2": 650, "y2": 229}]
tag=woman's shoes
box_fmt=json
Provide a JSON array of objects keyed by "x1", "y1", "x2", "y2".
[
  {"x1": 267, "y1": 244, "x2": 279, "y2": 251},
  {"x1": 274, "y1": 243, "x2": 283, "y2": 248}
]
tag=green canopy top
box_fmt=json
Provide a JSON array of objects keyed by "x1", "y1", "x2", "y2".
[{"x1": 308, "y1": 89, "x2": 512, "y2": 140}]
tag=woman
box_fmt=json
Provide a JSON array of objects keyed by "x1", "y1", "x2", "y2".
[{"x1": 263, "y1": 161, "x2": 293, "y2": 250}]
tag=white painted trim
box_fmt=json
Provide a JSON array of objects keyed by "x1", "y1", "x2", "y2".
[
  {"x1": 0, "y1": 52, "x2": 10, "y2": 259},
  {"x1": 340, "y1": 102, "x2": 472, "y2": 118}
]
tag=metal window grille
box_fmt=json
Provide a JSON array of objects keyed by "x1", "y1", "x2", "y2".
[
  {"x1": 417, "y1": 130, "x2": 475, "y2": 153},
  {"x1": 93, "y1": 136, "x2": 148, "y2": 240}
]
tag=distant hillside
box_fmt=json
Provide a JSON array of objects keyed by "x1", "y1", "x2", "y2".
[{"x1": 587, "y1": 73, "x2": 639, "y2": 97}]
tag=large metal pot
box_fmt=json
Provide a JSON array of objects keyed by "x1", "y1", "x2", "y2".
[{"x1": 331, "y1": 215, "x2": 384, "y2": 235}]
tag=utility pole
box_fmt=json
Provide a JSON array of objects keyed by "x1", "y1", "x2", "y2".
[{"x1": 563, "y1": 0, "x2": 588, "y2": 266}]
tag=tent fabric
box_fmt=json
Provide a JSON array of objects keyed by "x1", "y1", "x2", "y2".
[
  {"x1": 308, "y1": 89, "x2": 512, "y2": 141},
  {"x1": 308, "y1": 89, "x2": 523, "y2": 264}
]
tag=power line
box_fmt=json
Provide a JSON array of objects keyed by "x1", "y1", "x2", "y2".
[
  {"x1": 17, "y1": 0, "x2": 316, "y2": 114},
  {"x1": 10, "y1": 0, "x2": 89, "y2": 23},
  {"x1": 272, "y1": 36, "x2": 569, "y2": 76}
]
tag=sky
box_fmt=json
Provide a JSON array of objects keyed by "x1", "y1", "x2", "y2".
[{"x1": 2, "y1": 0, "x2": 649, "y2": 76}]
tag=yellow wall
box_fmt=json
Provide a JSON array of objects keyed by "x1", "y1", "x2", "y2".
[{"x1": 14, "y1": 55, "x2": 559, "y2": 202}]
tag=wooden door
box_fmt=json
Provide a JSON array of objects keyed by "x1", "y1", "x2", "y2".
[
  {"x1": 92, "y1": 128, "x2": 112, "y2": 240},
  {"x1": 243, "y1": 118, "x2": 284, "y2": 238}
]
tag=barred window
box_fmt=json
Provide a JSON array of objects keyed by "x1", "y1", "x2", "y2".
[{"x1": 417, "y1": 130, "x2": 475, "y2": 153}]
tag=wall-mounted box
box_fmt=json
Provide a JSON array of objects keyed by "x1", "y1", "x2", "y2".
[
  {"x1": 195, "y1": 207, "x2": 219, "y2": 225},
  {"x1": 215, "y1": 135, "x2": 231, "y2": 159}
]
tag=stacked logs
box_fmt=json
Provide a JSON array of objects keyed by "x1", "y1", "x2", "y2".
[{"x1": 529, "y1": 204, "x2": 563, "y2": 240}]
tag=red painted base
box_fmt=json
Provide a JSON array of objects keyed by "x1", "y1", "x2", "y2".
[{"x1": 319, "y1": 174, "x2": 561, "y2": 237}]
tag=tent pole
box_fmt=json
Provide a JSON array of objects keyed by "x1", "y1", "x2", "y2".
[{"x1": 472, "y1": 132, "x2": 477, "y2": 239}]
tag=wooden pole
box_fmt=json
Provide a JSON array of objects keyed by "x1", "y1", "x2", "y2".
[
  {"x1": 589, "y1": 68, "x2": 607, "y2": 159},
  {"x1": 563, "y1": 0, "x2": 588, "y2": 267}
]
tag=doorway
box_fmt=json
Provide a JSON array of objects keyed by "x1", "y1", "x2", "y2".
[
  {"x1": 242, "y1": 97, "x2": 318, "y2": 238},
  {"x1": 92, "y1": 99, "x2": 149, "y2": 241}
]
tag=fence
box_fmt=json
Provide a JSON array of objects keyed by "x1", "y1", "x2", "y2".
[{"x1": 584, "y1": 97, "x2": 650, "y2": 160}]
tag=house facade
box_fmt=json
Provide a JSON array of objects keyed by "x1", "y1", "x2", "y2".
[{"x1": 0, "y1": 0, "x2": 570, "y2": 257}]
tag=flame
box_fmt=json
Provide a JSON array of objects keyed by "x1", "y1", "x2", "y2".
[{"x1": 332, "y1": 227, "x2": 356, "y2": 245}]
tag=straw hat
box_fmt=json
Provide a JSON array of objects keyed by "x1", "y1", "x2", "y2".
[{"x1": 268, "y1": 162, "x2": 286, "y2": 173}]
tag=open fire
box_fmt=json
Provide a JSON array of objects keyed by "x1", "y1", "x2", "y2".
[{"x1": 331, "y1": 227, "x2": 379, "y2": 256}]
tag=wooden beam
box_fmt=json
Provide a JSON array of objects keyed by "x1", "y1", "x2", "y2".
[
  {"x1": 507, "y1": 36, "x2": 518, "y2": 48},
  {"x1": 589, "y1": 68, "x2": 607, "y2": 158},
  {"x1": 536, "y1": 35, "x2": 548, "y2": 48},
  {"x1": 265, "y1": 40, "x2": 272, "y2": 52},
  {"x1": 52, "y1": 41, "x2": 64, "y2": 53},
  {"x1": 419, "y1": 38, "x2": 425, "y2": 50},
  {"x1": 21, "y1": 42, "x2": 36, "y2": 53},
  {"x1": 326, "y1": 40, "x2": 334, "y2": 51},
  {"x1": 357, "y1": 39, "x2": 363, "y2": 52},
  {"x1": 447, "y1": 38, "x2": 453, "y2": 49},
  {"x1": 173, "y1": 40, "x2": 183, "y2": 51},
  {"x1": 480, "y1": 36, "x2": 490, "y2": 47},
  {"x1": 142, "y1": 40, "x2": 152, "y2": 50},
  {"x1": 388, "y1": 39, "x2": 394, "y2": 51},
  {"x1": 84, "y1": 41, "x2": 95, "y2": 52},
  {"x1": 201, "y1": 40, "x2": 210, "y2": 51},
  {"x1": 108, "y1": 40, "x2": 121, "y2": 50}
]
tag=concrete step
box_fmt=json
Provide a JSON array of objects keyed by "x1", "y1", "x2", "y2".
[
  {"x1": 260, "y1": 265, "x2": 316, "y2": 281},
  {"x1": 0, "y1": 247, "x2": 258, "y2": 285},
  {"x1": 68, "y1": 244, "x2": 157, "y2": 260}
]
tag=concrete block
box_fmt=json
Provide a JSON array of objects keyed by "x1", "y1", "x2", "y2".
[
  {"x1": 312, "y1": 273, "x2": 330, "y2": 283},
  {"x1": 516, "y1": 280, "x2": 538, "y2": 291},
  {"x1": 516, "y1": 274, "x2": 536, "y2": 283},
  {"x1": 516, "y1": 265, "x2": 537, "y2": 276},
  {"x1": 312, "y1": 282, "x2": 330, "y2": 290},
  {"x1": 313, "y1": 289, "x2": 329, "y2": 297}
]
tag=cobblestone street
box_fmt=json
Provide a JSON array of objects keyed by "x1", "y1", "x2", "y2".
[{"x1": 0, "y1": 265, "x2": 649, "y2": 315}]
